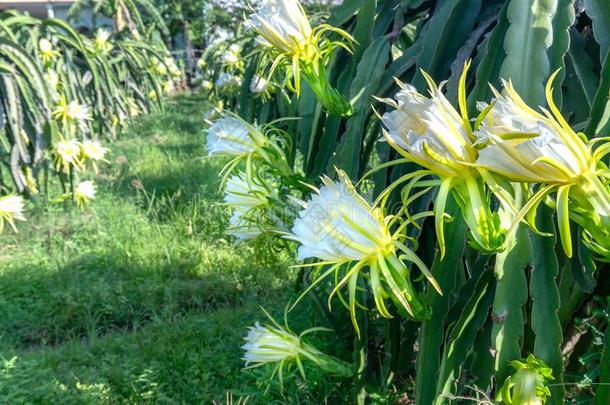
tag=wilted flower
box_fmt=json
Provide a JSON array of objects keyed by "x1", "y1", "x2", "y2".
[
  {"x1": 55, "y1": 139, "x2": 82, "y2": 171},
  {"x1": 242, "y1": 314, "x2": 351, "y2": 382},
  {"x1": 380, "y1": 65, "x2": 505, "y2": 255},
  {"x1": 250, "y1": 75, "x2": 269, "y2": 94},
  {"x1": 287, "y1": 170, "x2": 437, "y2": 333},
  {"x1": 74, "y1": 181, "x2": 96, "y2": 208},
  {"x1": 127, "y1": 97, "x2": 140, "y2": 118},
  {"x1": 0, "y1": 195, "x2": 26, "y2": 232},
  {"x1": 497, "y1": 354, "x2": 553, "y2": 405},
  {"x1": 248, "y1": 0, "x2": 353, "y2": 116},
  {"x1": 206, "y1": 116, "x2": 265, "y2": 157}
]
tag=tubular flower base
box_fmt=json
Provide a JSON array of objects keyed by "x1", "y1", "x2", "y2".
[
  {"x1": 206, "y1": 114, "x2": 294, "y2": 183},
  {"x1": 474, "y1": 71, "x2": 610, "y2": 259},
  {"x1": 497, "y1": 354, "x2": 554, "y2": 405},
  {"x1": 301, "y1": 62, "x2": 352, "y2": 117},
  {"x1": 380, "y1": 63, "x2": 505, "y2": 255},
  {"x1": 286, "y1": 170, "x2": 438, "y2": 334},
  {"x1": 242, "y1": 313, "x2": 352, "y2": 384},
  {"x1": 248, "y1": 0, "x2": 354, "y2": 116}
]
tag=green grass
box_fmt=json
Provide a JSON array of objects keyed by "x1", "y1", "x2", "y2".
[{"x1": 0, "y1": 95, "x2": 346, "y2": 403}]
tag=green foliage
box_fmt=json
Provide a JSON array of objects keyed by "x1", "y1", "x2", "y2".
[
  {"x1": 0, "y1": 9, "x2": 179, "y2": 208},
  {"x1": 0, "y1": 96, "x2": 352, "y2": 402},
  {"x1": 207, "y1": 0, "x2": 610, "y2": 403}
]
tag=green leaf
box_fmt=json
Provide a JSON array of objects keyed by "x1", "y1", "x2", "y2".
[
  {"x1": 567, "y1": 29, "x2": 600, "y2": 109},
  {"x1": 415, "y1": 198, "x2": 467, "y2": 405},
  {"x1": 328, "y1": 0, "x2": 365, "y2": 26},
  {"x1": 435, "y1": 271, "x2": 495, "y2": 403},
  {"x1": 500, "y1": 0, "x2": 558, "y2": 106},
  {"x1": 529, "y1": 206, "x2": 564, "y2": 405},
  {"x1": 491, "y1": 224, "x2": 532, "y2": 383},
  {"x1": 547, "y1": 0, "x2": 576, "y2": 106},
  {"x1": 334, "y1": 37, "x2": 390, "y2": 177},
  {"x1": 594, "y1": 301, "x2": 610, "y2": 404},
  {"x1": 586, "y1": 47, "x2": 610, "y2": 137},
  {"x1": 468, "y1": 2, "x2": 509, "y2": 110},
  {"x1": 412, "y1": 0, "x2": 482, "y2": 89},
  {"x1": 584, "y1": 0, "x2": 610, "y2": 64}
]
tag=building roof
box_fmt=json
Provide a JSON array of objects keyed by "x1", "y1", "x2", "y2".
[{"x1": 0, "y1": 1, "x2": 76, "y2": 3}]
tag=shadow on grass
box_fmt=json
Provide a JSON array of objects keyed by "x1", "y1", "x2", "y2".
[{"x1": 0, "y1": 250, "x2": 289, "y2": 349}]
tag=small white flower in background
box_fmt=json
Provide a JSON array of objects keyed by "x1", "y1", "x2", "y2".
[
  {"x1": 53, "y1": 99, "x2": 92, "y2": 132},
  {"x1": 39, "y1": 38, "x2": 53, "y2": 54},
  {"x1": 196, "y1": 57, "x2": 206, "y2": 69},
  {"x1": 163, "y1": 80, "x2": 175, "y2": 94},
  {"x1": 45, "y1": 70, "x2": 60, "y2": 91},
  {"x1": 250, "y1": 75, "x2": 269, "y2": 94},
  {"x1": 55, "y1": 139, "x2": 82, "y2": 170},
  {"x1": 242, "y1": 322, "x2": 301, "y2": 367},
  {"x1": 201, "y1": 80, "x2": 213, "y2": 91},
  {"x1": 39, "y1": 38, "x2": 58, "y2": 65},
  {"x1": 164, "y1": 57, "x2": 181, "y2": 78},
  {"x1": 206, "y1": 116, "x2": 264, "y2": 157},
  {"x1": 248, "y1": 0, "x2": 312, "y2": 54},
  {"x1": 154, "y1": 60, "x2": 168, "y2": 76},
  {"x1": 474, "y1": 80, "x2": 590, "y2": 184},
  {"x1": 94, "y1": 29, "x2": 113, "y2": 53},
  {"x1": 287, "y1": 171, "x2": 393, "y2": 262},
  {"x1": 229, "y1": 43, "x2": 241, "y2": 54},
  {"x1": 127, "y1": 97, "x2": 140, "y2": 118},
  {"x1": 74, "y1": 181, "x2": 96, "y2": 208},
  {"x1": 0, "y1": 195, "x2": 26, "y2": 232},
  {"x1": 222, "y1": 50, "x2": 239, "y2": 65},
  {"x1": 81, "y1": 140, "x2": 108, "y2": 161},
  {"x1": 215, "y1": 72, "x2": 240, "y2": 90},
  {"x1": 381, "y1": 80, "x2": 474, "y2": 177}
]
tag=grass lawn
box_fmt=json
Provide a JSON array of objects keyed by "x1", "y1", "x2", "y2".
[{"x1": 0, "y1": 95, "x2": 346, "y2": 403}]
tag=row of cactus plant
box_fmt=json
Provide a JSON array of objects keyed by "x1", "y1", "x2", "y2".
[{"x1": 0, "y1": 9, "x2": 183, "y2": 232}]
